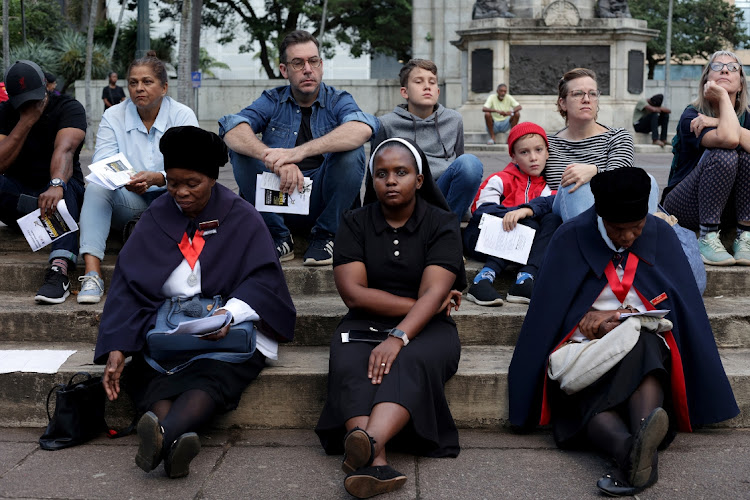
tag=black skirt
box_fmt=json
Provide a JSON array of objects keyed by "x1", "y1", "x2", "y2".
[
  {"x1": 549, "y1": 332, "x2": 675, "y2": 448},
  {"x1": 123, "y1": 350, "x2": 266, "y2": 414},
  {"x1": 315, "y1": 315, "x2": 461, "y2": 458}
]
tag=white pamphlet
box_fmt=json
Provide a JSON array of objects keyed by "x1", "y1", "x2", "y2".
[
  {"x1": 255, "y1": 172, "x2": 313, "y2": 215},
  {"x1": 16, "y1": 199, "x2": 79, "y2": 252},
  {"x1": 0, "y1": 350, "x2": 77, "y2": 374},
  {"x1": 620, "y1": 309, "x2": 670, "y2": 319},
  {"x1": 474, "y1": 212, "x2": 535, "y2": 265},
  {"x1": 165, "y1": 311, "x2": 233, "y2": 338},
  {"x1": 85, "y1": 153, "x2": 137, "y2": 190}
]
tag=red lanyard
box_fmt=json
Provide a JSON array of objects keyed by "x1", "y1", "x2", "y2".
[
  {"x1": 603, "y1": 254, "x2": 639, "y2": 304},
  {"x1": 177, "y1": 231, "x2": 205, "y2": 270}
]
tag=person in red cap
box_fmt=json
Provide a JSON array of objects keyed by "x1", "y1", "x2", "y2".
[
  {"x1": 463, "y1": 122, "x2": 561, "y2": 305},
  {"x1": 0, "y1": 82, "x2": 8, "y2": 102},
  {"x1": 0, "y1": 60, "x2": 86, "y2": 304}
]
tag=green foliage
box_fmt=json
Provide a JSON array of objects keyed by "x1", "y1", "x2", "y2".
[
  {"x1": 54, "y1": 29, "x2": 110, "y2": 93},
  {"x1": 198, "y1": 47, "x2": 230, "y2": 78},
  {"x1": 631, "y1": 0, "x2": 750, "y2": 79},
  {"x1": 1, "y1": 0, "x2": 65, "y2": 47},
  {"x1": 99, "y1": 18, "x2": 177, "y2": 80},
  {"x1": 158, "y1": 0, "x2": 412, "y2": 79},
  {"x1": 5, "y1": 40, "x2": 60, "y2": 75}
]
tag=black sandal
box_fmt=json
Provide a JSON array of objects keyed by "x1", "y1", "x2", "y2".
[
  {"x1": 627, "y1": 407, "x2": 668, "y2": 487},
  {"x1": 342, "y1": 427, "x2": 376, "y2": 474},
  {"x1": 344, "y1": 465, "x2": 407, "y2": 499},
  {"x1": 164, "y1": 432, "x2": 201, "y2": 479}
]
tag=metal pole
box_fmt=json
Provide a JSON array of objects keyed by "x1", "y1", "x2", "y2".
[
  {"x1": 664, "y1": 0, "x2": 673, "y2": 105},
  {"x1": 136, "y1": 0, "x2": 150, "y2": 58}
]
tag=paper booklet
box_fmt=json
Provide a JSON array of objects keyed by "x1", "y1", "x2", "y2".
[
  {"x1": 16, "y1": 199, "x2": 79, "y2": 252},
  {"x1": 620, "y1": 310, "x2": 670, "y2": 319},
  {"x1": 474, "y1": 212, "x2": 535, "y2": 265},
  {"x1": 85, "y1": 153, "x2": 138, "y2": 190},
  {"x1": 164, "y1": 311, "x2": 233, "y2": 338},
  {"x1": 255, "y1": 172, "x2": 313, "y2": 215}
]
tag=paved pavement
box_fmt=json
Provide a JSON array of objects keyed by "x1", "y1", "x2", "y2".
[{"x1": 1, "y1": 427, "x2": 749, "y2": 499}]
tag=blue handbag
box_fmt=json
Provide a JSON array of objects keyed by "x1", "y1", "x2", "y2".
[{"x1": 144, "y1": 295, "x2": 256, "y2": 375}]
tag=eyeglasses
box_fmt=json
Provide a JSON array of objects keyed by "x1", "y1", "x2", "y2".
[
  {"x1": 284, "y1": 57, "x2": 322, "y2": 71},
  {"x1": 709, "y1": 62, "x2": 741, "y2": 73},
  {"x1": 568, "y1": 90, "x2": 601, "y2": 100}
]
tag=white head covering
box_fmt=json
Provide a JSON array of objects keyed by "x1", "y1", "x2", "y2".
[{"x1": 368, "y1": 137, "x2": 423, "y2": 175}]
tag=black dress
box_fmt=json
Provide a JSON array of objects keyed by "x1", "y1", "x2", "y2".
[{"x1": 315, "y1": 198, "x2": 464, "y2": 458}]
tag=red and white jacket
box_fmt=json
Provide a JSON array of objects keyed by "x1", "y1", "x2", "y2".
[{"x1": 471, "y1": 162, "x2": 555, "y2": 213}]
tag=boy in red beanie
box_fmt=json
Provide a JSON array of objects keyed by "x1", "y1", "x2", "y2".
[{"x1": 464, "y1": 122, "x2": 561, "y2": 305}]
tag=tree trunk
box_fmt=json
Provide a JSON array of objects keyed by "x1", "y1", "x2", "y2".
[
  {"x1": 3, "y1": 0, "x2": 9, "y2": 74},
  {"x1": 190, "y1": 0, "x2": 202, "y2": 72},
  {"x1": 109, "y1": 0, "x2": 127, "y2": 63},
  {"x1": 84, "y1": 0, "x2": 98, "y2": 150},
  {"x1": 177, "y1": 0, "x2": 193, "y2": 109}
]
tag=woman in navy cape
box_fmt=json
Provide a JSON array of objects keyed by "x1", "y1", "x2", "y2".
[
  {"x1": 508, "y1": 168, "x2": 738, "y2": 496},
  {"x1": 94, "y1": 126, "x2": 295, "y2": 479}
]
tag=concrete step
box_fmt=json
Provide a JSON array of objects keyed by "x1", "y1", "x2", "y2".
[
  {"x1": 1, "y1": 343, "x2": 747, "y2": 429},
  {"x1": 2, "y1": 293, "x2": 749, "y2": 349},
  {"x1": 3, "y1": 248, "x2": 750, "y2": 299}
]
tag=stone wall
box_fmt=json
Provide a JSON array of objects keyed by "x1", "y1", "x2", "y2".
[{"x1": 76, "y1": 77, "x2": 704, "y2": 140}]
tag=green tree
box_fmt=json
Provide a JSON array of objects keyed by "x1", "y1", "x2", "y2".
[
  {"x1": 158, "y1": 0, "x2": 411, "y2": 79},
  {"x1": 631, "y1": 0, "x2": 750, "y2": 79},
  {"x1": 1, "y1": 0, "x2": 64, "y2": 48},
  {"x1": 95, "y1": 18, "x2": 176, "y2": 80},
  {"x1": 55, "y1": 29, "x2": 110, "y2": 93},
  {"x1": 198, "y1": 47, "x2": 230, "y2": 78}
]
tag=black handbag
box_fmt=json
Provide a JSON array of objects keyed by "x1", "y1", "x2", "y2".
[
  {"x1": 39, "y1": 372, "x2": 106, "y2": 450},
  {"x1": 39, "y1": 372, "x2": 135, "y2": 451}
]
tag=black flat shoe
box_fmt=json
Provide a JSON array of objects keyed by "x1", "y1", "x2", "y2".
[
  {"x1": 342, "y1": 427, "x2": 375, "y2": 474},
  {"x1": 135, "y1": 411, "x2": 164, "y2": 472},
  {"x1": 164, "y1": 432, "x2": 201, "y2": 479},
  {"x1": 597, "y1": 467, "x2": 658, "y2": 497},
  {"x1": 344, "y1": 465, "x2": 407, "y2": 499},
  {"x1": 628, "y1": 407, "x2": 668, "y2": 487}
]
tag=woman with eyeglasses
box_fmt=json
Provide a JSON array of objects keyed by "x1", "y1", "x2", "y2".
[
  {"x1": 663, "y1": 50, "x2": 750, "y2": 267},
  {"x1": 544, "y1": 68, "x2": 655, "y2": 222}
]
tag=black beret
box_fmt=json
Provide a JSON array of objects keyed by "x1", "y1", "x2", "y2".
[
  {"x1": 159, "y1": 126, "x2": 228, "y2": 179},
  {"x1": 590, "y1": 168, "x2": 651, "y2": 223}
]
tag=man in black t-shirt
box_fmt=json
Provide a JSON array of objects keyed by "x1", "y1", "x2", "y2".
[
  {"x1": 102, "y1": 71, "x2": 126, "y2": 110},
  {"x1": 0, "y1": 60, "x2": 86, "y2": 304}
]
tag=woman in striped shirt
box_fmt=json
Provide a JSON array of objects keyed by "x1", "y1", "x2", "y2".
[{"x1": 547, "y1": 68, "x2": 656, "y2": 221}]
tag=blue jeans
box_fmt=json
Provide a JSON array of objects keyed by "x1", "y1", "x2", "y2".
[
  {"x1": 435, "y1": 154, "x2": 484, "y2": 219},
  {"x1": 232, "y1": 147, "x2": 366, "y2": 240},
  {"x1": 0, "y1": 175, "x2": 84, "y2": 264},
  {"x1": 552, "y1": 173, "x2": 660, "y2": 222},
  {"x1": 79, "y1": 183, "x2": 164, "y2": 260},
  {"x1": 492, "y1": 119, "x2": 512, "y2": 134}
]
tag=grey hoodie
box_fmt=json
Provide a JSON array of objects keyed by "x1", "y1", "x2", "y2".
[{"x1": 373, "y1": 103, "x2": 464, "y2": 180}]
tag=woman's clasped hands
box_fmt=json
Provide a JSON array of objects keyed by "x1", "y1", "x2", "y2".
[{"x1": 578, "y1": 310, "x2": 622, "y2": 340}]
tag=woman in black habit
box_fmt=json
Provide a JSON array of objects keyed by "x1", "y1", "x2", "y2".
[{"x1": 315, "y1": 138, "x2": 466, "y2": 499}]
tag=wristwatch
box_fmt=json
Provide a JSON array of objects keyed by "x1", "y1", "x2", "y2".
[
  {"x1": 388, "y1": 328, "x2": 409, "y2": 346},
  {"x1": 48, "y1": 178, "x2": 67, "y2": 191}
]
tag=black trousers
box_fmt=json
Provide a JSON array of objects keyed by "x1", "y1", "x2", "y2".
[{"x1": 634, "y1": 112, "x2": 670, "y2": 141}]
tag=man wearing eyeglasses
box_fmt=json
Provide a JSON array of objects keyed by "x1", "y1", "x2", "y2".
[
  {"x1": 482, "y1": 83, "x2": 522, "y2": 145},
  {"x1": 633, "y1": 94, "x2": 671, "y2": 147},
  {"x1": 220, "y1": 30, "x2": 378, "y2": 266}
]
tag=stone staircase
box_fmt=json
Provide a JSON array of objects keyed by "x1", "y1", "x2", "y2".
[{"x1": 0, "y1": 226, "x2": 748, "y2": 431}]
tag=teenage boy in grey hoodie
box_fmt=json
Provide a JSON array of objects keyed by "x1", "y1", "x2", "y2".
[{"x1": 372, "y1": 59, "x2": 483, "y2": 219}]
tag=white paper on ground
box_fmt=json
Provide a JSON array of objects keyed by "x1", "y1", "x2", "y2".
[
  {"x1": 255, "y1": 172, "x2": 313, "y2": 215},
  {"x1": 16, "y1": 199, "x2": 79, "y2": 252},
  {"x1": 474, "y1": 213, "x2": 535, "y2": 265},
  {"x1": 620, "y1": 309, "x2": 671, "y2": 319},
  {"x1": 0, "y1": 350, "x2": 77, "y2": 374},
  {"x1": 85, "y1": 153, "x2": 137, "y2": 190},
  {"x1": 165, "y1": 312, "x2": 232, "y2": 337}
]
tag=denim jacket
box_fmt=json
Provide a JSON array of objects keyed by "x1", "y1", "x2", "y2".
[{"x1": 218, "y1": 82, "x2": 378, "y2": 153}]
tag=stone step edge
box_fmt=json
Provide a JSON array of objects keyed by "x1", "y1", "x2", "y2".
[{"x1": 0, "y1": 344, "x2": 748, "y2": 429}]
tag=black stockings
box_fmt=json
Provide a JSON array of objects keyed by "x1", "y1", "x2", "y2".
[
  {"x1": 150, "y1": 389, "x2": 217, "y2": 450},
  {"x1": 585, "y1": 375, "x2": 664, "y2": 468}
]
